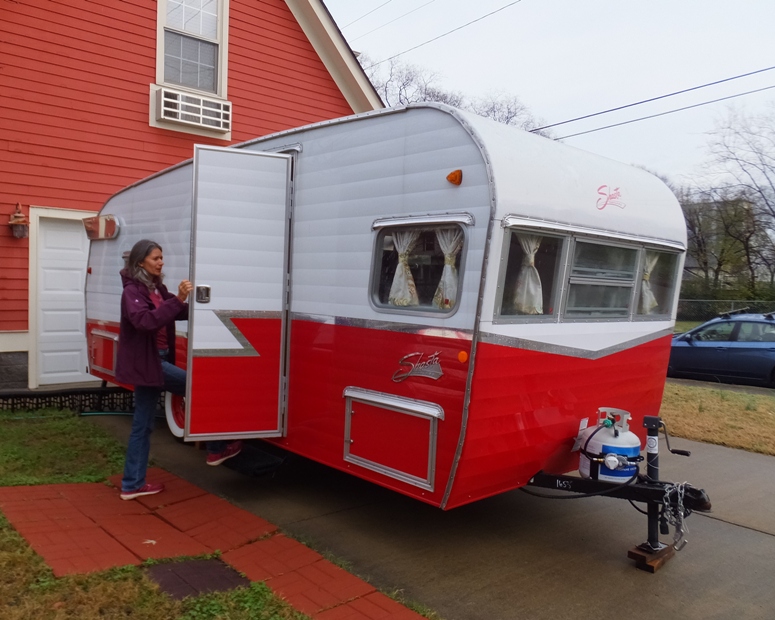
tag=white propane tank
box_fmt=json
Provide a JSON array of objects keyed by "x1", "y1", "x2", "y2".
[{"x1": 579, "y1": 408, "x2": 642, "y2": 483}]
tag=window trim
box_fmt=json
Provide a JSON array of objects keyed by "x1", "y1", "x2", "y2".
[
  {"x1": 494, "y1": 226, "x2": 682, "y2": 324},
  {"x1": 151, "y1": 0, "x2": 231, "y2": 139},
  {"x1": 156, "y1": 0, "x2": 230, "y2": 98},
  {"x1": 368, "y1": 222, "x2": 469, "y2": 319},
  {"x1": 561, "y1": 237, "x2": 641, "y2": 322},
  {"x1": 493, "y1": 228, "x2": 569, "y2": 324}
]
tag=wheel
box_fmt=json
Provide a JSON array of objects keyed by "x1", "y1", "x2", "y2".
[{"x1": 164, "y1": 392, "x2": 185, "y2": 438}]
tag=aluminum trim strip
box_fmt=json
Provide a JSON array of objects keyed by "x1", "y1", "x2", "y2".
[
  {"x1": 501, "y1": 215, "x2": 686, "y2": 251},
  {"x1": 292, "y1": 313, "x2": 474, "y2": 340},
  {"x1": 343, "y1": 454, "x2": 434, "y2": 492},
  {"x1": 477, "y1": 328, "x2": 674, "y2": 360},
  {"x1": 192, "y1": 311, "x2": 281, "y2": 357},
  {"x1": 439, "y1": 107, "x2": 498, "y2": 509},
  {"x1": 91, "y1": 329, "x2": 118, "y2": 341},
  {"x1": 343, "y1": 386, "x2": 445, "y2": 420},
  {"x1": 372, "y1": 212, "x2": 475, "y2": 230}
]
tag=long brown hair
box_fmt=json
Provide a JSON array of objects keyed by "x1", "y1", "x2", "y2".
[{"x1": 127, "y1": 239, "x2": 163, "y2": 291}]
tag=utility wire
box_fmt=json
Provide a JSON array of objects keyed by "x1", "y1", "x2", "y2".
[
  {"x1": 555, "y1": 84, "x2": 775, "y2": 140},
  {"x1": 342, "y1": 1, "x2": 394, "y2": 29},
  {"x1": 533, "y1": 65, "x2": 775, "y2": 132},
  {"x1": 365, "y1": 0, "x2": 523, "y2": 69},
  {"x1": 351, "y1": 0, "x2": 437, "y2": 43}
]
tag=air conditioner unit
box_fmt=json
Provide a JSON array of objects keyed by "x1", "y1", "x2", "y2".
[{"x1": 156, "y1": 87, "x2": 231, "y2": 132}]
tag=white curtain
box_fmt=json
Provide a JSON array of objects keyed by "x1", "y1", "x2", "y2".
[
  {"x1": 433, "y1": 228, "x2": 464, "y2": 309},
  {"x1": 388, "y1": 229, "x2": 420, "y2": 306},
  {"x1": 513, "y1": 234, "x2": 543, "y2": 314},
  {"x1": 640, "y1": 251, "x2": 660, "y2": 314}
]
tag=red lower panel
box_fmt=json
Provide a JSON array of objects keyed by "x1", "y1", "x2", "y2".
[
  {"x1": 269, "y1": 321, "x2": 472, "y2": 507},
  {"x1": 188, "y1": 318, "x2": 282, "y2": 435},
  {"x1": 443, "y1": 335, "x2": 673, "y2": 509},
  {"x1": 349, "y1": 402, "x2": 432, "y2": 481}
]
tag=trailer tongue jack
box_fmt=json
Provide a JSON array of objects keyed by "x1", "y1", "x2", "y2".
[{"x1": 526, "y1": 415, "x2": 711, "y2": 573}]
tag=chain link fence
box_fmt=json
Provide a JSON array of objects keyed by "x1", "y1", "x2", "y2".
[{"x1": 677, "y1": 299, "x2": 775, "y2": 322}]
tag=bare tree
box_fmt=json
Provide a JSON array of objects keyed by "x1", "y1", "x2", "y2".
[
  {"x1": 360, "y1": 56, "x2": 545, "y2": 133},
  {"x1": 707, "y1": 106, "x2": 775, "y2": 221}
]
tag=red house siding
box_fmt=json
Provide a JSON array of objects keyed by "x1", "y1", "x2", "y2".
[{"x1": 0, "y1": 0, "x2": 356, "y2": 332}]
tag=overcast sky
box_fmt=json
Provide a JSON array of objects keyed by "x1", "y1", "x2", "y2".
[{"x1": 325, "y1": 0, "x2": 774, "y2": 188}]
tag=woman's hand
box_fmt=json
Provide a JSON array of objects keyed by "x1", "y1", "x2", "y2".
[{"x1": 177, "y1": 280, "x2": 194, "y2": 302}]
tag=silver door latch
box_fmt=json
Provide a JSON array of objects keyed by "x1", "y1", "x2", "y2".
[{"x1": 195, "y1": 285, "x2": 211, "y2": 303}]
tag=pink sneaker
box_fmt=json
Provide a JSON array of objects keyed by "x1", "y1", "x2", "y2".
[
  {"x1": 120, "y1": 482, "x2": 164, "y2": 501},
  {"x1": 206, "y1": 441, "x2": 243, "y2": 466}
]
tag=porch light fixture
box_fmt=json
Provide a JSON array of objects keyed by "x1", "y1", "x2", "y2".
[{"x1": 8, "y1": 203, "x2": 29, "y2": 239}]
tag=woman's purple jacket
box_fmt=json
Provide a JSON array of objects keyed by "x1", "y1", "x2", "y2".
[{"x1": 115, "y1": 269, "x2": 188, "y2": 387}]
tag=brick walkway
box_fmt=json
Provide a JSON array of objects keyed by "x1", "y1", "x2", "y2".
[{"x1": 0, "y1": 468, "x2": 423, "y2": 619}]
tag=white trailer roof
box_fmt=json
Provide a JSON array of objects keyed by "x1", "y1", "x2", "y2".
[{"x1": 453, "y1": 107, "x2": 686, "y2": 248}]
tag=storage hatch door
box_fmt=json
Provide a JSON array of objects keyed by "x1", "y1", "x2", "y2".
[{"x1": 185, "y1": 145, "x2": 291, "y2": 441}]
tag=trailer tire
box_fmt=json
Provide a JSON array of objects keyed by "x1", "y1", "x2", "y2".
[{"x1": 164, "y1": 393, "x2": 185, "y2": 438}]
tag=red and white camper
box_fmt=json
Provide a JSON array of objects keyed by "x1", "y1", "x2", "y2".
[{"x1": 84, "y1": 103, "x2": 686, "y2": 511}]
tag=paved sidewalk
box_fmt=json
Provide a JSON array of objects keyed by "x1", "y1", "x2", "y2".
[{"x1": 0, "y1": 468, "x2": 423, "y2": 619}]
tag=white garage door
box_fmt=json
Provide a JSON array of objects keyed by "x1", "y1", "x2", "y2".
[{"x1": 37, "y1": 217, "x2": 92, "y2": 385}]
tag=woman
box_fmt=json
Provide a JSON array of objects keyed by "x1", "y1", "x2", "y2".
[{"x1": 116, "y1": 239, "x2": 241, "y2": 501}]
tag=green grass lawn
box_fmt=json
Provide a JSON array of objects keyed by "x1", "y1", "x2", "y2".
[{"x1": 0, "y1": 409, "x2": 307, "y2": 620}]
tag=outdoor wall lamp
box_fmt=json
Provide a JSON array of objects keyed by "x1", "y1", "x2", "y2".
[{"x1": 8, "y1": 203, "x2": 29, "y2": 239}]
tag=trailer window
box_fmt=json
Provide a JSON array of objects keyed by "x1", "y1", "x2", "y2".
[
  {"x1": 374, "y1": 226, "x2": 464, "y2": 312},
  {"x1": 637, "y1": 250, "x2": 678, "y2": 316},
  {"x1": 566, "y1": 242, "x2": 638, "y2": 318},
  {"x1": 498, "y1": 231, "x2": 563, "y2": 318}
]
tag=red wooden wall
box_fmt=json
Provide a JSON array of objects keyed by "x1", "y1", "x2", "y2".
[{"x1": 0, "y1": 0, "x2": 356, "y2": 332}]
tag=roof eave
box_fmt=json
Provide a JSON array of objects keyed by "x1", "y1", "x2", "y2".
[{"x1": 284, "y1": 0, "x2": 384, "y2": 113}]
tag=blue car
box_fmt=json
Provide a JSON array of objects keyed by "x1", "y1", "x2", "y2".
[{"x1": 668, "y1": 312, "x2": 775, "y2": 387}]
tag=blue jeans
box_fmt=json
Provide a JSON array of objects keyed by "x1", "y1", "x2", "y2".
[{"x1": 122, "y1": 353, "x2": 228, "y2": 492}]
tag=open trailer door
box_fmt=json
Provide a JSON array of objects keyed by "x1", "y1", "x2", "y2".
[{"x1": 185, "y1": 145, "x2": 292, "y2": 441}]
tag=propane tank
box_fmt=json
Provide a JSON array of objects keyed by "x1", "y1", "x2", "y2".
[{"x1": 579, "y1": 408, "x2": 643, "y2": 483}]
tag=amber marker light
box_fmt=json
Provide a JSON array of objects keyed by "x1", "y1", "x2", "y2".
[
  {"x1": 446, "y1": 169, "x2": 463, "y2": 185},
  {"x1": 458, "y1": 350, "x2": 469, "y2": 363}
]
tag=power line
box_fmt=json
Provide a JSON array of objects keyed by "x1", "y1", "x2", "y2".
[
  {"x1": 351, "y1": 0, "x2": 437, "y2": 43},
  {"x1": 342, "y1": 1, "x2": 394, "y2": 29},
  {"x1": 555, "y1": 84, "x2": 775, "y2": 140},
  {"x1": 365, "y1": 0, "x2": 523, "y2": 69},
  {"x1": 533, "y1": 65, "x2": 775, "y2": 132}
]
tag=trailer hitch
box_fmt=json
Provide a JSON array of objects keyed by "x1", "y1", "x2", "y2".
[{"x1": 526, "y1": 415, "x2": 710, "y2": 572}]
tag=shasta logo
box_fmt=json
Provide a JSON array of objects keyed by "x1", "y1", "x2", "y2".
[
  {"x1": 596, "y1": 185, "x2": 626, "y2": 210},
  {"x1": 392, "y1": 351, "x2": 444, "y2": 382}
]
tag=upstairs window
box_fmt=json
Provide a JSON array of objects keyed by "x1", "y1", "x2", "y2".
[
  {"x1": 164, "y1": 0, "x2": 220, "y2": 94},
  {"x1": 374, "y1": 225, "x2": 465, "y2": 314},
  {"x1": 152, "y1": 0, "x2": 231, "y2": 138}
]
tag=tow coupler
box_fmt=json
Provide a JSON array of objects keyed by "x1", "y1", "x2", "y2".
[{"x1": 526, "y1": 414, "x2": 712, "y2": 572}]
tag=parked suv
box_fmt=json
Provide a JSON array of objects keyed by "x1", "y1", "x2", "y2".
[{"x1": 669, "y1": 311, "x2": 775, "y2": 387}]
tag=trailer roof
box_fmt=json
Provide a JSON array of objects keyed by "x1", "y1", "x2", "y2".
[{"x1": 103, "y1": 104, "x2": 685, "y2": 248}]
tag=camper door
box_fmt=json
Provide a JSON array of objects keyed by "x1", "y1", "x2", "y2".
[{"x1": 185, "y1": 146, "x2": 291, "y2": 441}]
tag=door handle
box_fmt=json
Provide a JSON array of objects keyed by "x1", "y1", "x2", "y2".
[{"x1": 195, "y1": 285, "x2": 211, "y2": 303}]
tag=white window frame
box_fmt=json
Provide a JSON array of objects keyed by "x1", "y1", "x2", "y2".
[{"x1": 150, "y1": 0, "x2": 232, "y2": 139}]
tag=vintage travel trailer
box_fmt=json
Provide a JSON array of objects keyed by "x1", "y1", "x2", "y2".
[{"x1": 85, "y1": 103, "x2": 686, "y2": 511}]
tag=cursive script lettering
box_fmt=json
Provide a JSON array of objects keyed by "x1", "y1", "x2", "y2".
[
  {"x1": 392, "y1": 351, "x2": 444, "y2": 382},
  {"x1": 596, "y1": 185, "x2": 626, "y2": 210}
]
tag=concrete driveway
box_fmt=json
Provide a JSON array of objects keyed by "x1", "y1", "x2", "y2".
[{"x1": 92, "y1": 414, "x2": 775, "y2": 620}]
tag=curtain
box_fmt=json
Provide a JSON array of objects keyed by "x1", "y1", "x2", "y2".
[
  {"x1": 640, "y1": 251, "x2": 660, "y2": 314},
  {"x1": 433, "y1": 228, "x2": 464, "y2": 309},
  {"x1": 388, "y1": 229, "x2": 420, "y2": 306},
  {"x1": 513, "y1": 234, "x2": 543, "y2": 314}
]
